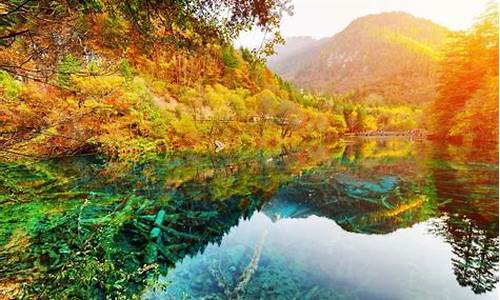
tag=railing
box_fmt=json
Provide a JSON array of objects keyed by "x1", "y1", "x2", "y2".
[{"x1": 344, "y1": 130, "x2": 427, "y2": 137}]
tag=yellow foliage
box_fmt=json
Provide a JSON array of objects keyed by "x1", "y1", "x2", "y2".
[{"x1": 72, "y1": 75, "x2": 125, "y2": 97}]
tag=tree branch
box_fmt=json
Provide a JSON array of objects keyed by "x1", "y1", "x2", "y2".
[
  {"x1": 0, "y1": 0, "x2": 33, "y2": 17},
  {"x1": 0, "y1": 29, "x2": 30, "y2": 41}
]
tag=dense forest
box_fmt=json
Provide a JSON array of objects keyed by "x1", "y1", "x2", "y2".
[
  {"x1": 1, "y1": 1, "x2": 497, "y2": 161},
  {"x1": 0, "y1": 0, "x2": 428, "y2": 161},
  {"x1": 427, "y1": 2, "x2": 499, "y2": 144},
  {"x1": 269, "y1": 5, "x2": 499, "y2": 145}
]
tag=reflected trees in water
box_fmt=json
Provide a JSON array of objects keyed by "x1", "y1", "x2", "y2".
[{"x1": 0, "y1": 140, "x2": 498, "y2": 298}]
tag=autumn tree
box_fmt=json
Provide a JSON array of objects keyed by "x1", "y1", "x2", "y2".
[
  {"x1": 429, "y1": 2, "x2": 498, "y2": 143},
  {"x1": 0, "y1": 0, "x2": 292, "y2": 81}
]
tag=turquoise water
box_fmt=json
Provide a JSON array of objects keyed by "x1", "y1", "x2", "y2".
[{"x1": 1, "y1": 139, "x2": 498, "y2": 299}]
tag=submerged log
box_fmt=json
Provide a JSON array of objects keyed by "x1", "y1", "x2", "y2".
[
  {"x1": 150, "y1": 227, "x2": 161, "y2": 239},
  {"x1": 154, "y1": 242, "x2": 176, "y2": 263},
  {"x1": 154, "y1": 209, "x2": 166, "y2": 226},
  {"x1": 144, "y1": 243, "x2": 158, "y2": 264}
]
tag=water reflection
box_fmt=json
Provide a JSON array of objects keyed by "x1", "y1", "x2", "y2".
[
  {"x1": 143, "y1": 140, "x2": 498, "y2": 299},
  {"x1": 148, "y1": 214, "x2": 494, "y2": 300},
  {"x1": 0, "y1": 139, "x2": 497, "y2": 299},
  {"x1": 428, "y1": 143, "x2": 499, "y2": 295}
]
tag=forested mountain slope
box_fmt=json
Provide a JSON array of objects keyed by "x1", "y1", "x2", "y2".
[
  {"x1": 0, "y1": 2, "x2": 425, "y2": 160},
  {"x1": 0, "y1": 0, "x2": 343, "y2": 159},
  {"x1": 268, "y1": 12, "x2": 451, "y2": 104}
]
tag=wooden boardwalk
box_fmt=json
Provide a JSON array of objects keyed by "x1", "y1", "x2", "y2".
[{"x1": 344, "y1": 130, "x2": 427, "y2": 138}]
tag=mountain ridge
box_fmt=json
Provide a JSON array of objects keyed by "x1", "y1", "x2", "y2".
[{"x1": 267, "y1": 11, "x2": 452, "y2": 104}]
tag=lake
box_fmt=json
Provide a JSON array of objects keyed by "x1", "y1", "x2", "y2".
[{"x1": 0, "y1": 138, "x2": 498, "y2": 299}]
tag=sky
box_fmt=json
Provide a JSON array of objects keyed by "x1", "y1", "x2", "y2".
[{"x1": 235, "y1": 0, "x2": 493, "y2": 48}]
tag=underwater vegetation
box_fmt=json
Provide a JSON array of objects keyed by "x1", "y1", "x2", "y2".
[{"x1": 0, "y1": 139, "x2": 498, "y2": 299}]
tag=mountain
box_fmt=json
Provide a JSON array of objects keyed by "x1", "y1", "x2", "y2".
[
  {"x1": 267, "y1": 12, "x2": 451, "y2": 104},
  {"x1": 267, "y1": 36, "x2": 320, "y2": 69}
]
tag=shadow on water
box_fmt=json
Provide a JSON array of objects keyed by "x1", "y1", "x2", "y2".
[{"x1": 0, "y1": 139, "x2": 497, "y2": 299}]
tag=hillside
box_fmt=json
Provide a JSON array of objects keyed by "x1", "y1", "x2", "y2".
[
  {"x1": 268, "y1": 12, "x2": 451, "y2": 104},
  {"x1": 0, "y1": 3, "x2": 439, "y2": 162},
  {"x1": 0, "y1": 1, "x2": 355, "y2": 160}
]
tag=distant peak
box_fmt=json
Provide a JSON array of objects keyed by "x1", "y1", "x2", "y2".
[
  {"x1": 346, "y1": 11, "x2": 448, "y2": 31},
  {"x1": 283, "y1": 36, "x2": 318, "y2": 42}
]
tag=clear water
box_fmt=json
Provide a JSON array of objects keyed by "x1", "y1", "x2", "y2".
[{"x1": 1, "y1": 138, "x2": 498, "y2": 299}]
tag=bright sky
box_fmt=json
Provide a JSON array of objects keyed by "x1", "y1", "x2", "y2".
[{"x1": 235, "y1": 0, "x2": 493, "y2": 48}]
